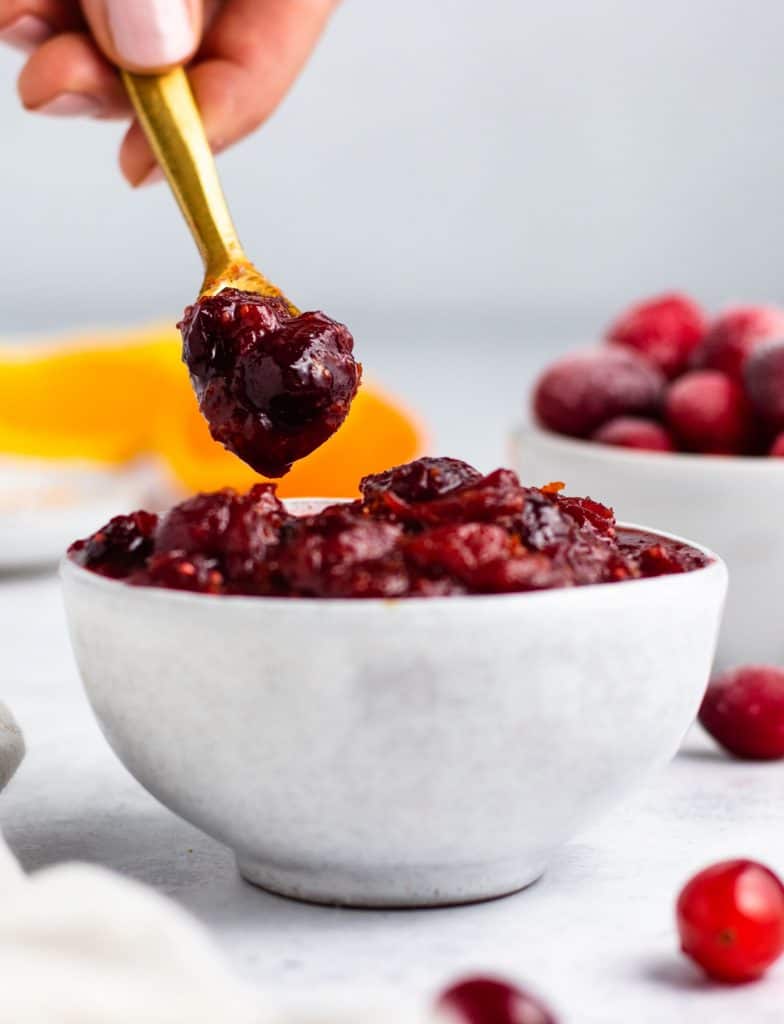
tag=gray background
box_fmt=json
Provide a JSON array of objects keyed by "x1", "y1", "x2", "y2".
[{"x1": 1, "y1": 0, "x2": 783, "y2": 458}]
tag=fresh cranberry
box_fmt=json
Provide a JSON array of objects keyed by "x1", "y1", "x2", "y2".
[
  {"x1": 591, "y1": 416, "x2": 675, "y2": 452},
  {"x1": 605, "y1": 292, "x2": 707, "y2": 378},
  {"x1": 770, "y1": 433, "x2": 784, "y2": 456},
  {"x1": 664, "y1": 370, "x2": 752, "y2": 454},
  {"x1": 138, "y1": 552, "x2": 224, "y2": 594},
  {"x1": 677, "y1": 860, "x2": 784, "y2": 982},
  {"x1": 436, "y1": 976, "x2": 557, "y2": 1024},
  {"x1": 694, "y1": 306, "x2": 784, "y2": 380},
  {"x1": 68, "y1": 511, "x2": 158, "y2": 578},
  {"x1": 744, "y1": 340, "x2": 784, "y2": 431},
  {"x1": 533, "y1": 348, "x2": 665, "y2": 438},
  {"x1": 179, "y1": 289, "x2": 361, "y2": 477},
  {"x1": 699, "y1": 665, "x2": 784, "y2": 760}
]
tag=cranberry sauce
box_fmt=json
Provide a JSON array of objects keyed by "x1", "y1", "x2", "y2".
[
  {"x1": 69, "y1": 457, "x2": 709, "y2": 597},
  {"x1": 178, "y1": 289, "x2": 361, "y2": 478}
]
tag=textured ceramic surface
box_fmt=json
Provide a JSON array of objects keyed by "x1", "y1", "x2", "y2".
[
  {"x1": 512, "y1": 425, "x2": 783, "y2": 671},
  {"x1": 61, "y1": 502, "x2": 726, "y2": 908}
]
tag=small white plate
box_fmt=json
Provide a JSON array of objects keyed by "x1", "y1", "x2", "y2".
[{"x1": 0, "y1": 456, "x2": 172, "y2": 571}]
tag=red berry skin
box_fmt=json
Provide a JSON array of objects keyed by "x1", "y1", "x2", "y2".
[
  {"x1": 436, "y1": 976, "x2": 557, "y2": 1024},
  {"x1": 606, "y1": 292, "x2": 707, "y2": 378},
  {"x1": 664, "y1": 370, "x2": 752, "y2": 454},
  {"x1": 699, "y1": 665, "x2": 784, "y2": 760},
  {"x1": 591, "y1": 416, "x2": 675, "y2": 452},
  {"x1": 770, "y1": 433, "x2": 784, "y2": 456},
  {"x1": 744, "y1": 340, "x2": 784, "y2": 432},
  {"x1": 694, "y1": 306, "x2": 784, "y2": 380},
  {"x1": 677, "y1": 860, "x2": 784, "y2": 983},
  {"x1": 533, "y1": 349, "x2": 665, "y2": 439}
]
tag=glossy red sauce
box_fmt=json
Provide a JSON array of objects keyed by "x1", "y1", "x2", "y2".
[
  {"x1": 69, "y1": 457, "x2": 709, "y2": 597},
  {"x1": 179, "y1": 288, "x2": 361, "y2": 477}
]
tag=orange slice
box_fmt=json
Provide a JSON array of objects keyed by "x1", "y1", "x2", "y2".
[
  {"x1": 0, "y1": 325, "x2": 425, "y2": 497},
  {"x1": 0, "y1": 327, "x2": 175, "y2": 463}
]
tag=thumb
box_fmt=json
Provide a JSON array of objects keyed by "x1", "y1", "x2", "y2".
[{"x1": 79, "y1": 0, "x2": 204, "y2": 73}]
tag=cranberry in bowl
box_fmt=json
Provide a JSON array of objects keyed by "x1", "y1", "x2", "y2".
[
  {"x1": 61, "y1": 458, "x2": 726, "y2": 907},
  {"x1": 516, "y1": 293, "x2": 784, "y2": 671}
]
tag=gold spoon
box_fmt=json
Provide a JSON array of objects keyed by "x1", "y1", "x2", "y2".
[{"x1": 122, "y1": 67, "x2": 299, "y2": 313}]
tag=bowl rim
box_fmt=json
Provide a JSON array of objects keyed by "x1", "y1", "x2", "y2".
[
  {"x1": 60, "y1": 511, "x2": 726, "y2": 613},
  {"x1": 515, "y1": 422, "x2": 784, "y2": 474}
]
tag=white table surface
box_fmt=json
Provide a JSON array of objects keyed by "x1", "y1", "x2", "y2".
[{"x1": 2, "y1": 332, "x2": 783, "y2": 1022}]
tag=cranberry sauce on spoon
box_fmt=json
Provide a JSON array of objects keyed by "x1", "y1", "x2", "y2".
[
  {"x1": 179, "y1": 289, "x2": 360, "y2": 478},
  {"x1": 121, "y1": 71, "x2": 361, "y2": 479}
]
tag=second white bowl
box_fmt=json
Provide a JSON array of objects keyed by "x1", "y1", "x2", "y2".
[{"x1": 512, "y1": 424, "x2": 783, "y2": 670}]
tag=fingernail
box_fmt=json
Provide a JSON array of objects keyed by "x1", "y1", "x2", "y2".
[
  {"x1": 0, "y1": 14, "x2": 54, "y2": 53},
  {"x1": 36, "y1": 93, "x2": 103, "y2": 117},
  {"x1": 106, "y1": 0, "x2": 194, "y2": 67},
  {"x1": 137, "y1": 165, "x2": 165, "y2": 187}
]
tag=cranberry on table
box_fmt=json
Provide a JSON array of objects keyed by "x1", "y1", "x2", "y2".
[
  {"x1": 664, "y1": 370, "x2": 752, "y2": 454},
  {"x1": 436, "y1": 976, "x2": 557, "y2": 1024},
  {"x1": 179, "y1": 288, "x2": 361, "y2": 478},
  {"x1": 605, "y1": 291, "x2": 706, "y2": 378},
  {"x1": 744, "y1": 340, "x2": 784, "y2": 432},
  {"x1": 677, "y1": 860, "x2": 784, "y2": 982},
  {"x1": 694, "y1": 306, "x2": 784, "y2": 380},
  {"x1": 532, "y1": 348, "x2": 665, "y2": 439},
  {"x1": 699, "y1": 665, "x2": 784, "y2": 760},
  {"x1": 591, "y1": 416, "x2": 675, "y2": 452}
]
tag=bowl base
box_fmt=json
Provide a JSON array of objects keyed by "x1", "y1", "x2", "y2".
[{"x1": 235, "y1": 854, "x2": 547, "y2": 908}]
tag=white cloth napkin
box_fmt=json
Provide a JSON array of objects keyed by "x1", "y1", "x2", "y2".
[
  {"x1": 0, "y1": 828, "x2": 433, "y2": 1024},
  {"x1": 0, "y1": 838, "x2": 264, "y2": 1023},
  {"x1": 0, "y1": 705, "x2": 433, "y2": 1023}
]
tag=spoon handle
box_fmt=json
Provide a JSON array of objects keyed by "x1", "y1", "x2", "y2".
[{"x1": 122, "y1": 68, "x2": 246, "y2": 288}]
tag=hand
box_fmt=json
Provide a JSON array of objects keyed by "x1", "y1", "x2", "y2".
[{"x1": 0, "y1": 0, "x2": 338, "y2": 185}]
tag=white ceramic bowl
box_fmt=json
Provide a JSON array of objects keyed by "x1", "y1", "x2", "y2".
[
  {"x1": 61, "y1": 501, "x2": 726, "y2": 908},
  {"x1": 0, "y1": 456, "x2": 168, "y2": 570},
  {"x1": 512, "y1": 424, "x2": 783, "y2": 671}
]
